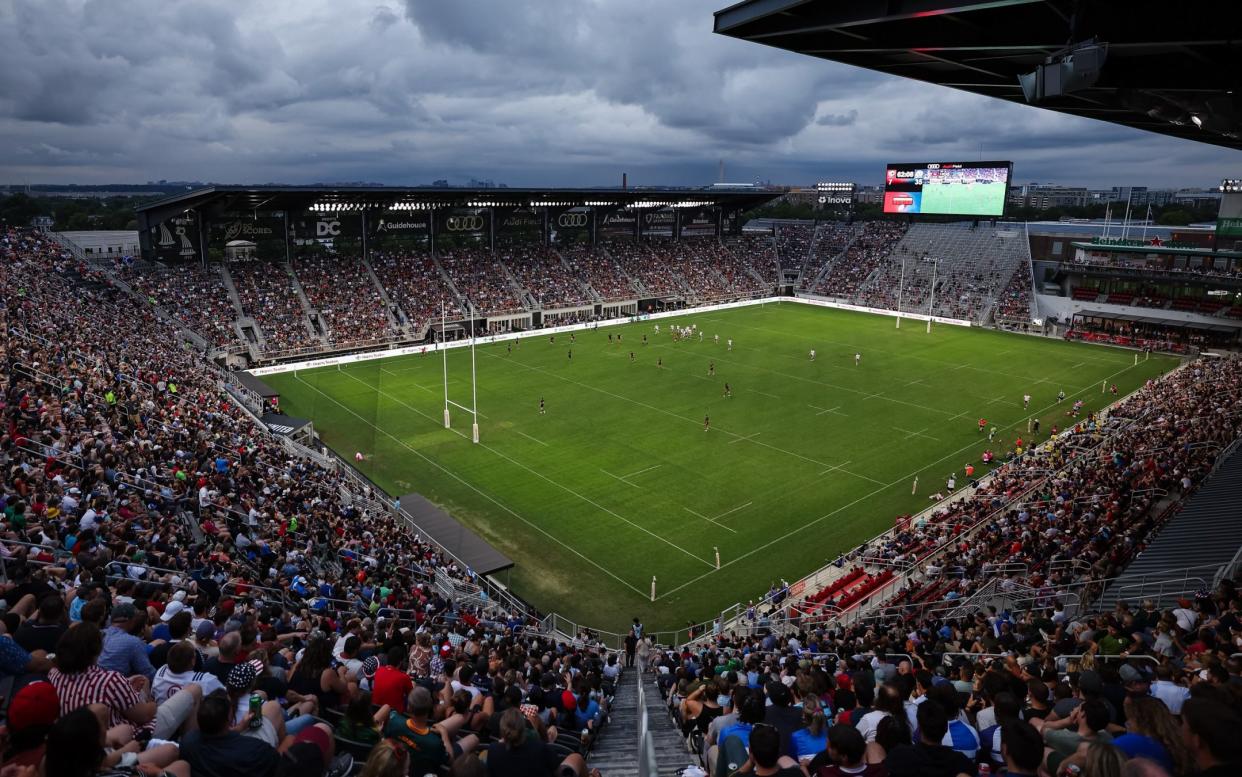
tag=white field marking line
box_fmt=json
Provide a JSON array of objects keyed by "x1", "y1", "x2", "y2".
[
  {"x1": 683, "y1": 507, "x2": 738, "y2": 534},
  {"x1": 748, "y1": 389, "x2": 781, "y2": 399},
  {"x1": 478, "y1": 350, "x2": 880, "y2": 487},
  {"x1": 985, "y1": 395, "x2": 1010, "y2": 406},
  {"x1": 657, "y1": 359, "x2": 1143, "y2": 600},
  {"x1": 601, "y1": 469, "x2": 642, "y2": 489},
  {"x1": 892, "y1": 426, "x2": 941, "y2": 442},
  {"x1": 649, "y1": 341, "x2": 957, "y2": 417},
  {"x1": 947, "y1": 410, "x2": 971, "y2": 422},
  {"x1": 904, "y1": 377, "x2": 928, "y2": 387},
  {"x1": 714, "y1": 501, "x2": 753, "y2": 521},
  {"x1": 290, "y1": 373, "x2": 649, "y2": 598},
  {"x1": 808, "y1": 404, "x2": 846, "y2": 417},
  {"x1": 620, "y1": 464, "x2": 663, "y2": 480},
  {"x1": 336, "y1": 369, "x2": 715, "y2": 568},
  {"x1": 513, "y1": 429, "x2": 549, "y2": 447},
  {"x1": 705, "y1": 314, "x2": 1123, "y2": 386},
  {"x1": 818, "y1": 459, "x2": 852, "y2": 476},
  {"x1": 729, "y1": 432, "x2": 762, "y2": 444}
]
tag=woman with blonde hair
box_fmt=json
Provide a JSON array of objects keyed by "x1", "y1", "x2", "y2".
[
  {"x1": 1082, "y1": 742, "x2": 1127, "y2": 777},
  {"x1": 1115, "y1": 695, "x2": 1191, "y2": 775},
  {"x1": 358, "y1": 739, "x2": 406, "y2": 777}
]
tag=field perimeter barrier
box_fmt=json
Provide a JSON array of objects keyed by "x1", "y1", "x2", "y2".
[{"x1": 248, "y1": 295, "x2": 973, "y2": 376}]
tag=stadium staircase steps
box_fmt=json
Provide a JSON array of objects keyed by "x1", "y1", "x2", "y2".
[
  {"x1": 431, "y1": 256, "x2": 471, "y2": 314},
  {"x1": 1097, "y1": 444, "x2": 1242, "y2": 610},
  {"x1": 553, "y1": 249, "x2": 602, "y2": 304},
  {"x1": 599, "y1": 246, "x2": 647, "y2": 298},
  {"x1": 282, "y1": 263, "x2": 328, "y2": 342},
  {"x1": 217, "y1": 265, "x2": 247, "y2": 319},
  {"x1": 495, "y1": 260, "x2": 538, "y2": 311},
  {"x1": 359, "y1": 256, "x2": 405, "y2": 332},
  {"x1": 588, "y1": 670, "x2": 687, "y2": 777}
]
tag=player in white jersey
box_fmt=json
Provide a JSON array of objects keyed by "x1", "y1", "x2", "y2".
[
  {"x1": 855, "y1": 352, "x2": 861, "y2": 366},
  {"x1": 727, "y1": 338, "x2": 733, "y2": 351},
  {"x1": 809, "y1": 349, "x2": 816, "y2": 361}
]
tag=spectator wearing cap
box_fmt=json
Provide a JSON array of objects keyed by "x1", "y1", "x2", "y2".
[
  {"x1": 223, "y1": 658, "x2": 318, "y2": 748},
  {"x1": 193, "y1": 619, "x2": 219, "y2": 658},
  {"x1": 1, "y1": 680, "x2": 59, "y2": 770},
  {"x1": 98, "y1": 602, "x2": 155, "y2": 680}
]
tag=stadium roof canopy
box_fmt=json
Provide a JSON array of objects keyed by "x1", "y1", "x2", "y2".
[
  {"x1": 713, "y1": 0, "x2": 1242, "y2": 150},
  {"x1": 135, "y1": 185, "x2": 782, "y2": 228}
]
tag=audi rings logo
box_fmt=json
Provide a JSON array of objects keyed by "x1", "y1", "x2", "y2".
[
  {"x1": 557, "y1": 213, "x2": 589, "y2": 228},
  {"x1": 446, "y1": 216, "x2": 484, "y2": 231}
]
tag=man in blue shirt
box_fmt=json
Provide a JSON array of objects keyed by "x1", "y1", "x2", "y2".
[{"x1": 99, "y1": 602, "x2": 155, "y2": 680}]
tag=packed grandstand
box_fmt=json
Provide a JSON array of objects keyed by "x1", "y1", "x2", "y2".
[{"x1": 5, "y1": 216, "x2": 1242, "y2": 777}]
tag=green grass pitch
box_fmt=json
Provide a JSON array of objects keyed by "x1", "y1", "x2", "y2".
[{"x1": 263, "y1": 303, "x2": 1177, "y2": 635}]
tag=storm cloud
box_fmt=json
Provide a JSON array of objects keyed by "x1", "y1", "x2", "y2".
[{"x1": 0, "y1": 0, "x2": 1235, "y2": 188}]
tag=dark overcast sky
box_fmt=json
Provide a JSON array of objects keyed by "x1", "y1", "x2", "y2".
[{"x1": 1, "y1": 0, "x2": 1237, "y2": 188}]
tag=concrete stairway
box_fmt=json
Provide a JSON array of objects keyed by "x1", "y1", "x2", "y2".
[
  {"x1": 588, "y1": 669, "x2": 696, "y2": 777},
  {"x1": 1097, "y1": 443, "x2": 1242, "y2": 609}
]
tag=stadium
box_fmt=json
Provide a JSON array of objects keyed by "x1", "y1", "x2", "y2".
[{"x1": 2, "y1": 1, "x2": 1242, "y2": 776}]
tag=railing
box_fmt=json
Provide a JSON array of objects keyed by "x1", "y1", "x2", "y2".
[{"x1": 636, "y1": 656, "x2": 658, "y2": 777}]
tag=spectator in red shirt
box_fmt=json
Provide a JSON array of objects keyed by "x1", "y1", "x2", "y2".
[{"x1": 372, "y1": 647, "x2": 414, "y2": 713}]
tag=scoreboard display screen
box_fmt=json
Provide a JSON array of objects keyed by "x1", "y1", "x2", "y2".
[{"x1": 883, "y1": 161, "x2": 1011, "y2": 216}]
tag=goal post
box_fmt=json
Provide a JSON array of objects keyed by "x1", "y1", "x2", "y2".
[{"x1": 442, "y1": 300, "x2": 481, "y2": 443}]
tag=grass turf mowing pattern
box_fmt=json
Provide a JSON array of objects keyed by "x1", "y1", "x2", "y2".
[{"x1": 264, "y1": 304, "x2": 1176, "y2": 633}]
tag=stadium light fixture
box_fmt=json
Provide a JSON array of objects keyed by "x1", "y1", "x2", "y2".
[{"x1": 1221, "y1": 179, "x2": 1242, "y2": 193}]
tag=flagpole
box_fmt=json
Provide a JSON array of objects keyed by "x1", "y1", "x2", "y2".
[
  {"x1": 1102, "y1": 203, "x2": 1111, "y2": 239},
  {"x1": 1121, "y1": 191, "x2": 1133, "y2": 240},
  {"x1": 470, "y1": 303, "x2": 480, "y2": 444},
  {"x1": 1142, "y1": 204, "x2": 1152, "y2": 242},
  {"x1": 926, "y1": 258, "x2": 937, "y2": 334}
]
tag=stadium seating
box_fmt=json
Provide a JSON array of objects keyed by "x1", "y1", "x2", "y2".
[
  {"x1": 558, "y1": 244, "x2": 638, "y2": 302},
  {"x1": 230, "y1": 263, "x2": 321, "y2": 352},
  {"x1": 292, "y1": 254, "x2": 402, "y2": 345},
  {"x1": 369, "y1": 249, "x2": 464, "y2": 332},
  {"x1": 117, "y1": 262, "x2": 239, "y2": 346},
  {"x1": 500, "y1": 244, "x2": 592, "y2": 308},
  {"x1": 438, "y1": 247, "x2": 528, "y2": 315},
  {"x1": 0, "y1": 228, "x2": 620, "y2": 777},
  {"x1": 603, "y1": 239, "x2": 689, "y2": 297}
]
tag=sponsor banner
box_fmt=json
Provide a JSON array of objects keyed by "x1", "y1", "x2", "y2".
[
  {"x1": 497, "y1": 208, "x2": 542, "y2": 234},
  {"x1": 1217, "y1": 192, "x2": 1242, "y2": 238},
  {"x1": 290, "y1": 213, "x2": 362, "y2": 246},
  {"x1": 250, "y1": 295, "x2": 969, "y2": 376},
  {"x1": 598, "y1": 210, "x2": 637, "y2": 238},
  {"x1": 551, "y1": 210, "x2": 590, "y2": 231},
  {"x1": 153, "y1": 211, "x2": 201, "y2": 263},
  {"x1": 639, "y1": 209, "x2": 675, "y2": 236},
  {"x1": 678, "y1": 208, "x2": 719, "y2": 236},
  {"x1": 437, "y1": 209, "x2": 491, "y2": 235},
  {"x1": 208, "y1": 213, "x2": 285, "y2": 259},
  {"x1": 369, "y1": 211, "x2": 430, "y2": 238}
]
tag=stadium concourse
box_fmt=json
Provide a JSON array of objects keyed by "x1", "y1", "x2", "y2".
[{"x1": 5, "y1": 220, "x2": 1242, "y2": 777}]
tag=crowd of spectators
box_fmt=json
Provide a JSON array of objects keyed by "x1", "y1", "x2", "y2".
[
  {"x1": 811, "y1": 223, "x2": 908, "y2": 298},
  {"x1": 369, "y1": 249, "x2": 463, "y2": 331},
  {"x1": 603, "y1": 240, "x2": 689, "y2": 298},
  {"x1": 642, "y1": 357, "x2": 1242, "y2": 777},
  {"x1": 438, "y1": 248, "x2": 527, "y2": 316},
  {"x1": 775, "y1": 225, "x2": 814, "y2": 277},
  {"x1": 730, "y1": 235, "x2": 779, "y2": 285},
  {"x1": 500, "y1": 245, "x2": 590, "y2": 309},
  {"x1": 0, "y1": 228, "x2": 618, "y2": 777},
  {"x1": 117, "y1": 264, "x2": 239, "y2": 348},
  {"x1": 558, "y1": 245, "x2": 637, "y2": 302},
  {"x1": 292, "y1": 255, "x2": 399, "y2": 345},
  {"x1": 230, "y1": 264, "x2": 319, "y2": 353},
  {"x1": 996, "y1": 267, "x2": 1036, "y2": 324}
]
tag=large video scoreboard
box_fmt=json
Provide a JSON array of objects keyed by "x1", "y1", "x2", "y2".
[{"x1": 883, "y1": 161, "x2": 1011, "y2": 216}]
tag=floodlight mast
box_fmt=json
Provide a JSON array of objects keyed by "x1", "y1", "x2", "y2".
[{"x1": 926, "y1": 258, "x2": 938, "y2": 334}]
